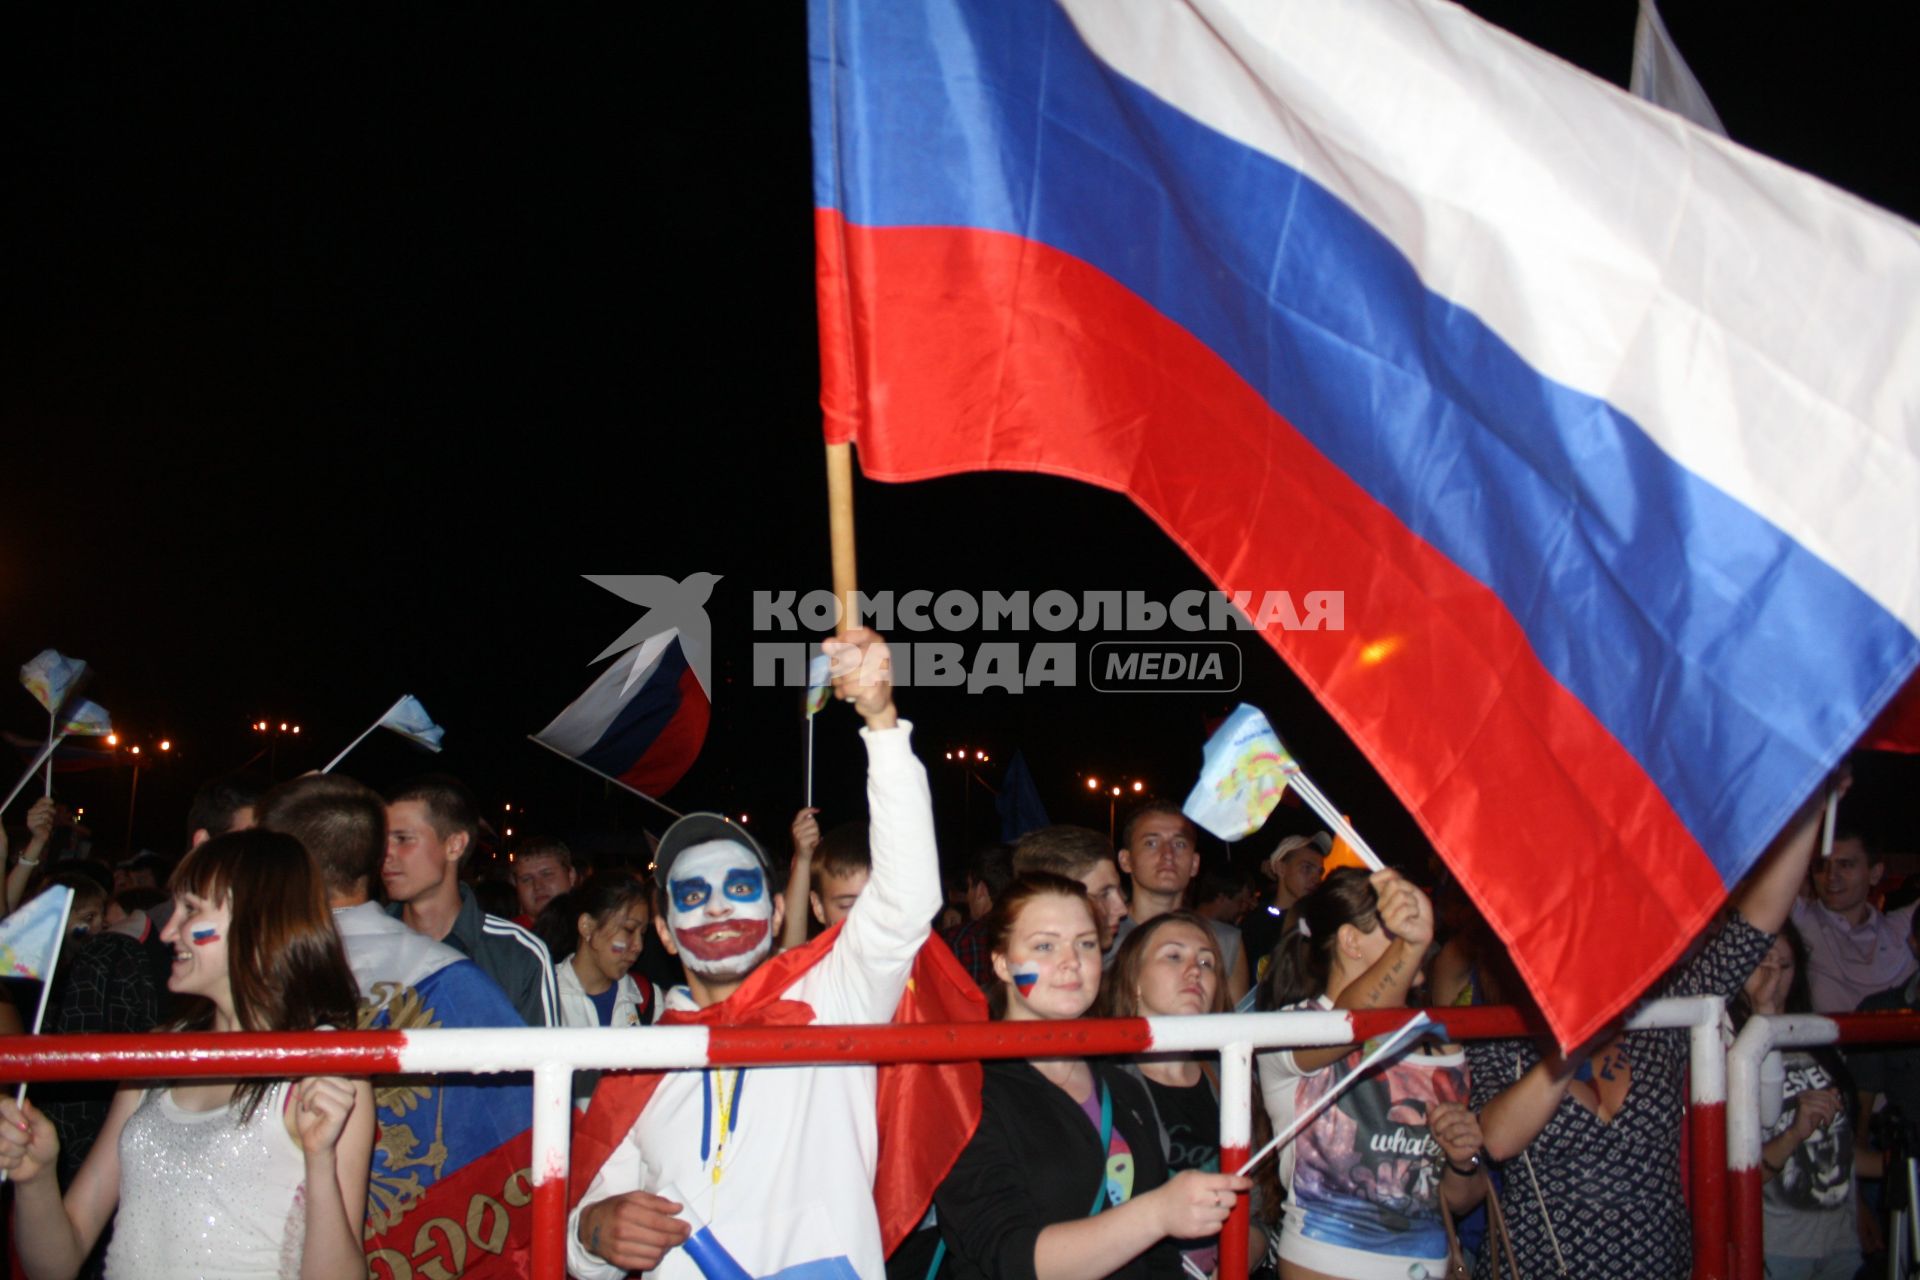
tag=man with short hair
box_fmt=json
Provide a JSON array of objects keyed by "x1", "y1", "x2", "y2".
[
  {"x1": 1241, "y1": 832, "x2": 1329, "y2": 985},
  {"x1": 940, "y1": 843, "x2": 1014, "y2": 986},
  {"x1": 185, "y1": 777, "x2": 258, "y2": 849},
  {"x1": 385, "y1": 775, "x2": 559, "y2": 1028},
  {"x1": 1793, "y1": 829, "x2": 1917, "y2": 1012},
  {"x1": 259, "y1": 774, "x2": 536, "y2": 1269},
  {"x1": 1113, "y1": 802, "x2": 1249, "y2": 1003},
  {"x1": 1012, "y1": 824, "x2": 1129, "y2": 952},
  {"x1": 810, "y1": 821, "x2": 872, "y2": 929},
  {"x1": 511, "y1": 836, "x2": 578, "y2": 927},
  {"x1": 568, "y1": 630, "x2": 958, "y2": 1280}
]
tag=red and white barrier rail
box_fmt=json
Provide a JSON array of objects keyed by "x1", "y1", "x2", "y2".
[
  {"x1": 1726, "y1": 1010, "x2": 1920, "y2": 1280},
  {"x1": 0, "y1": 998, "x2": 1727, "y2": 1279}
]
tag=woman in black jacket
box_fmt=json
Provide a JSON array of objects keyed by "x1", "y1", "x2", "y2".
[{"x1": 935, "y1": 873, "x2": 1250, "y2": 1280}]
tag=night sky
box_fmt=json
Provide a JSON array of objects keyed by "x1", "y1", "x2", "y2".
[{"x1": 3, "y1": 3, "x2": 1915, "y2": 875}]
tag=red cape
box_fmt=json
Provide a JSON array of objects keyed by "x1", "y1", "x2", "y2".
[{"x1": 568, "y1": 927, "x2": 987, "y2": 1253}]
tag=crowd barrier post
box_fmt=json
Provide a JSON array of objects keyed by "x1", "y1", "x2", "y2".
[
  {"x1": 1218, "y1": 1040, "x2": 1254, "y2": 1280},
  {"x1": 531, "y1": 1063, "x2": 576, "y2": 1278},
  {"x1": 1669, "y1": 996, "x2": 1732, "y2": 1280}
]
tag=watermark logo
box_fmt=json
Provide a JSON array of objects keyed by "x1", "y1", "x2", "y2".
[
  {"x1": 1089, "y1": 642, "x2": 1241, "y2": 693},
  {"x1": 751, "y1": 587, "x2": 1339, "y2": 695},
  {"x1": 586, "y1": 573, "x2": 722, "y2": 694}
]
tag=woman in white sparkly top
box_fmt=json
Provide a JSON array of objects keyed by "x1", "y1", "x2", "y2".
[{"x1": 0, "y1": 829, "x2": 375, "y2": 1280}]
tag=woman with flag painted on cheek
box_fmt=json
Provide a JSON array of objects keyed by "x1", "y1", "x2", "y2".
[
  {"x1": 934, "y1": 873, "x2": 1252, "y2": 1280},
  {"x1": 0, "y1": 828, "x2": 375, "y2": 1280},
  {"x1": 543, "y1": 874, "x2": 663, "y2": 1034}
]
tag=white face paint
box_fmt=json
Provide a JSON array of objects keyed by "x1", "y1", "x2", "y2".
[{"x1": 665, "y1": 840, "x2": 774, "y2": 979}]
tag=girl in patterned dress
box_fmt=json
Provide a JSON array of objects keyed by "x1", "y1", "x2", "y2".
[{"x1": 0, "y1": 829, "x2": 375, "y2": 1280}]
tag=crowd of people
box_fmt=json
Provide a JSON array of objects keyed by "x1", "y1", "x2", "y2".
[{"x1": 0, "y1": 631, "x2": 1908, "y2": 1279}]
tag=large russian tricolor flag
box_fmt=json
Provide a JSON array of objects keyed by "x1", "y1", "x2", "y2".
[
  {"x1": 534, "y1": 628, "x2": 711, "y2": 798},
  {"x1": 808, "y1": 0, "x2": 1920, "y2": 1046}
]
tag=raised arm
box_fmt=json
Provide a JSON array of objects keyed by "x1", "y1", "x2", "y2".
[
  {"x1": 781, "y1": 807, "x2": 821, "y2": 951},
  {"x1": 814, "y1": 630, "x2": 941, "y2": 1021},
  {"x1": 1291, "y1": 870, "x2": 1432, "y2": 1072},
  {"x1": 1733, "y1": 776, "x2": 1842, "y2": 936},
  {"x1": 4, "y1": 797, "x2": 55, "y2": 915}
]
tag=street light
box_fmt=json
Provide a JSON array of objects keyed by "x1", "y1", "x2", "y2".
[
  {"x1": 113, "y1": 734, "x2": 179, "y2": 853},
  {"x1": 253, "y1": 719, "x2": 303, "y2": 780},
  {"x1": 1084, "y1": 773, "x2": 1148, "y2": 843},
  {"x1": 943, "y1": 745, "x2": 997, "y2": 844}
]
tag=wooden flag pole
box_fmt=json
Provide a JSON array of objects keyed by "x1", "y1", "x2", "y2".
[{"x1": 826, "y1": 442, "x2": 858, "y2": 634}]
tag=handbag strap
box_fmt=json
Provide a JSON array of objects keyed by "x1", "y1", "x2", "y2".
[{"x1": 1484, "y1": 1183, "x2": 1523, "y2": 1280}]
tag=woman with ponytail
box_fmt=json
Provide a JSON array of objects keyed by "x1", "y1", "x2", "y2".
[{"x1": 1256, "y1": 868, "x2": 1486, "y2": 1280}]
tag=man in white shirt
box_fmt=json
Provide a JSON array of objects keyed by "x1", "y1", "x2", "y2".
[
  {"x1": 1791, "y1": 829, "x2": 1917, "y2": 1012},
  {"x1": 568, "y1": 629, "x2": 941, "y2": 1280}
]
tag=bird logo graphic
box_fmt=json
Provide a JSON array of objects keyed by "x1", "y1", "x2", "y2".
[{"x1": 584, "y1": 573, "x2": 723, "y2": 697}]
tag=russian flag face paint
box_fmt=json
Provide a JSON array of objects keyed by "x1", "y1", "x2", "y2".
[
  {"x1": 191, "y1": 927, "x2": 219, "y2": 947},
  {"x1": 1011, "y1": 962, "x2": 1041, "y2": 998}
]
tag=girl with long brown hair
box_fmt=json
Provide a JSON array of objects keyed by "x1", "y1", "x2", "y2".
[
  {"x1": 0, "y1": 829, "x2": 375, "y2": 1280},
  {"x1": 935, "y1": 875, "x2": 1249, "y2": 1279}
]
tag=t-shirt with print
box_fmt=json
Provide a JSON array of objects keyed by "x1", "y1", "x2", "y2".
[
  {"x1": 1078, "y1": 1086, "x2": 1137, "y2": 1209},
  {"x1": 1763, "y1": 1050, "x2": 1857, "y2": 1261},
  {"x1": 1147, "y1": 1076, "x2": 1221, "y2": 1278},
  {"x1": 1257, "y1": 995, "x2": 1467, "y2": 1280}
]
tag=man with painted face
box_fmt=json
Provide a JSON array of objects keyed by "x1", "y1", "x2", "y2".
[{"x1": 567, "y1": 628, "x2": 946, "y2": 1280}]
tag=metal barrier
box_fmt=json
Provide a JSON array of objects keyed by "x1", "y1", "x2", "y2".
[
  {"x1": 2, "y1": 997, "x2": 1727, "y2": 1279},
  {"x1": 1726, "y1": 1010, "x2": 1920, "y2": 1280}
]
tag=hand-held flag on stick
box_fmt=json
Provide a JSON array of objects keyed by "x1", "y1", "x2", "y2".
[
  {"x1": 1183, "y1": 705, "x2": 1383, "y2": 871},
  {"x1": 1182, "y1": 704, "x2": 1296, "y2": 841},
  {"x1": 59, "y1": 701, "x2": 112, "y2": 737},
  {"x1": 19, "y1": 650, "x2": 103, "y2": 796},
  {"x1": 19, "y1": 651, "x2": 85, "y2": 716},
  {"x1": 530, "y1": 628, "x2": 706, "y2": 818},
  {"x1": 2, "y1": 700, "x2": 114, "y2": 816},
  {"x1": 322, "y1": 694, "x2": 444, "y2": 773},
  {"x1": 1234, "y1": 1012, "x2": 1438, "y2": 1176},
  {"x1": 0, "y1": 886, "x2": 72, "y2": 982},
  {"x1": 811, "y1": 0, "x2": 1920, "y2": 1047},
  {"x1": 803, "y1": 651, "x2": 832, "y2": 807},
  {"x1": 1, "y1": 886, "x2": 77, "y2": 1119}
]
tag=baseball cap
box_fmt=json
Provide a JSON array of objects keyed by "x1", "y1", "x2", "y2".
[
  {"x1": 651, "y1": 812, "x2": 774, "y2": 890},
  {"x1": 1261, "y1": 831, "x2": 1333, "y2": 878}
]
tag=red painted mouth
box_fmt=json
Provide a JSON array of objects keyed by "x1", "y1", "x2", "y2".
[{"x1": 676, "y1": 918, "x2": 769, "y2": 962}]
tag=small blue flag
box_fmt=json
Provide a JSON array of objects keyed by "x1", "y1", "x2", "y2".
[
  {"x1": 378, "y1": 694, "x2": 445, "y2": 751},
  {"x1": 0, "y1": 886, "x2": 74, "y2": 980}
]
